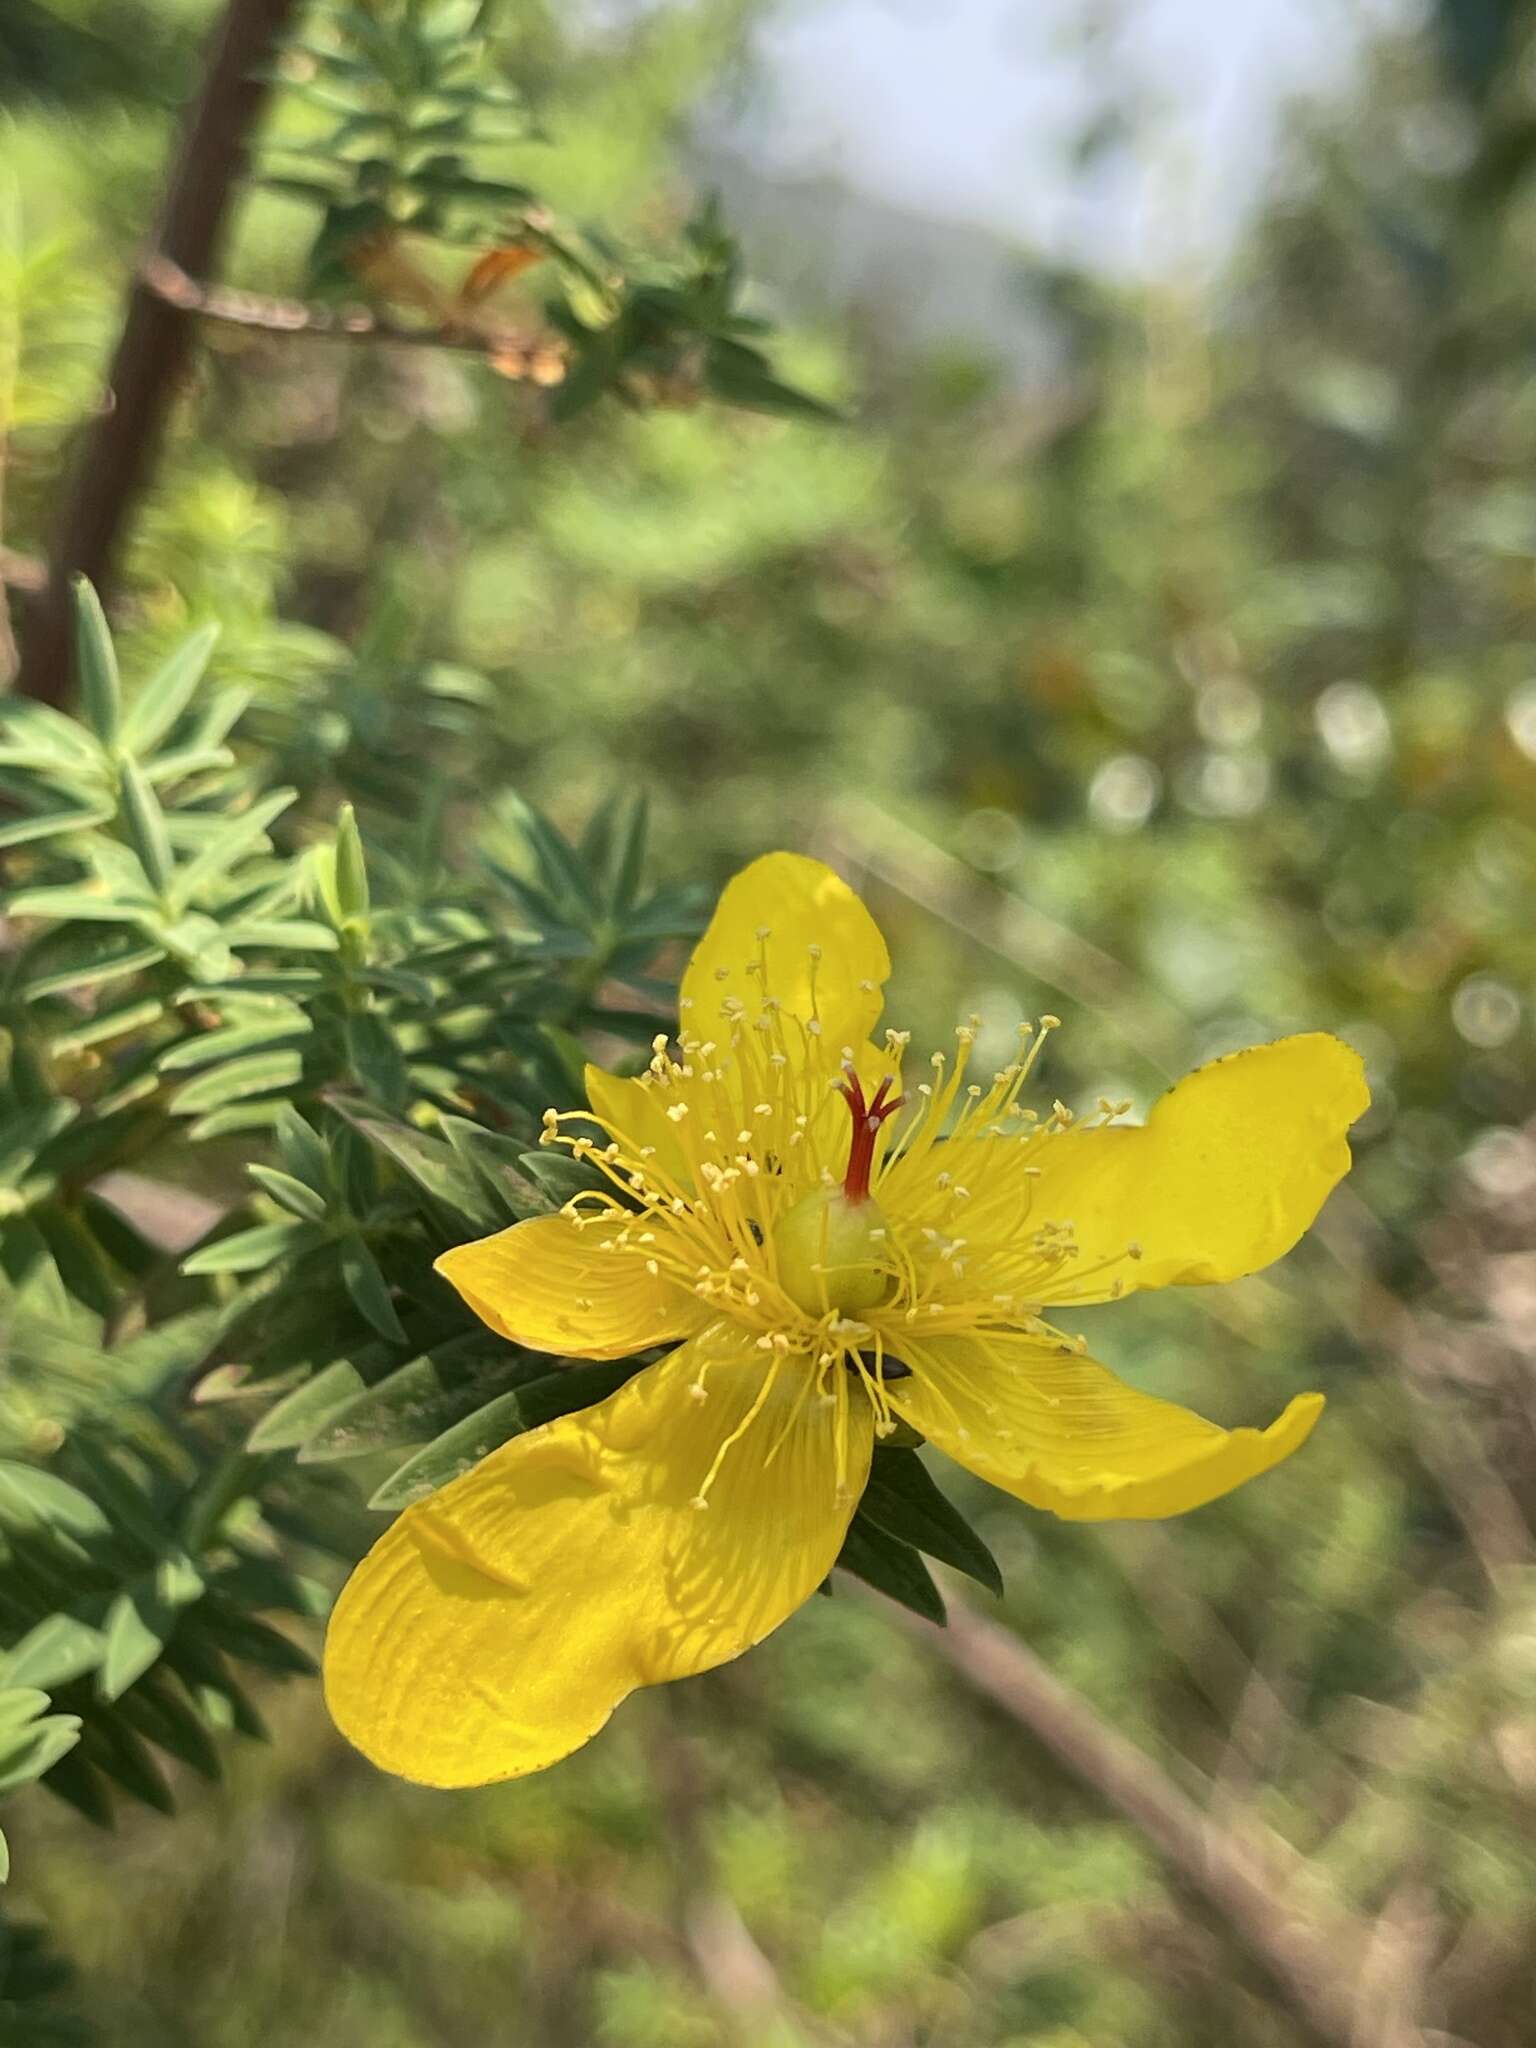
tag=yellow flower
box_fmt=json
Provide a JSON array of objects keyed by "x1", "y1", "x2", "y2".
[{"x1": 324, "y1": 852, "x2": 1368, "y2": 1787}]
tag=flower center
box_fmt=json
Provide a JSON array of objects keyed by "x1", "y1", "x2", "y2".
[{"x1": 769, "y1": 1065, "x2": 905, "y2": 1314}]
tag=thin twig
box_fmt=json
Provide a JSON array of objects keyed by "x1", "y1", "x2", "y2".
[
  {"x1": 888, "y1": 1589, "x2": 1372, "y2": 2048},
  {"x1": 136, "y1": 251, "x2": 553, "y2": 367}
]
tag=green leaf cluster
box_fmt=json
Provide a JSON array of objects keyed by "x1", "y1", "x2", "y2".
[
  {"x1": 263, "y1": 0, "x2": 534, "y2": 279},
  {"x1": 0, "y1": 587, "x2": 715, "y2": 1897},
  {"x1": 258, "y1": 1, "x2": 831, "y2": 421}
]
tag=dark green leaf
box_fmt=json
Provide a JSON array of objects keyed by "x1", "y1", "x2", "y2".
[
  {"x1": 343, "y1": 1010, "x2": 409, "y2": 1109},
  {"x1": 860, "y1": 1448, "x2": 1004, "y2": 1597},
  {"x1": 338, "y1": 1233, "x2": 406, "y2": 1343},
  {"x1": 330, "y1": 1103, "x2": 497, "y2": 1231},
  {"x1": 836, "y1": 1513, "x2": 946, "y2": 1625}
]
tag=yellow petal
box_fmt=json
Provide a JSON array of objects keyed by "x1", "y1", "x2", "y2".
[
  {"x1": 681, "y1": 852, "x2": 889, "y2": 1060},
  {"x1": 584, "y1": 1064, "x2": 692, "y2": 1190},
  {"x1": 436, "y1": 1214, "x2": 703, "y2": 1359},
  {"x1": 915, "y1": 1033, "x2": 1367, "y2": 1301},
  {"x1": 324, "y1": 1324, "x2": 872, "y2": 1784},
  {"x1": 889, "y1": 1331, "x2": 1322, "y2": 1521}
]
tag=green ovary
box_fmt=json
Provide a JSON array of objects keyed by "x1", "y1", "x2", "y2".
[{"x1": 772, "y1": 1187, "x2": 892, "y2": 1316}]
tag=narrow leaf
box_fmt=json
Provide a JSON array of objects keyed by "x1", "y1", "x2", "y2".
[
  {"x1": 170, "y1": 1048, "x2": 304, "y2": 1116},
  {"x1": 2, "y1": 1614, "x2": 107, "y2": 1691},
  {"x1": 120, "y1": 621, "x2": 221, "y2": 755},
  {"x1": 246, "y1": 1165, "x2": 329, "y2": 1223},
  {"x1": 247, "y1": 1357, "x2": 370, "y2": 1452},
  {"x1": 118, "y1": 758, "x2": 175, "y2": 897},
  {"x1": 50, "y1": 996, "x2": 165, "y2": 1059},
  {"x1": 98, "y1": 1556, "x2": 206, "y2": 1702},
  {"x1": 860, "y1": 1448, "x2": 1004, "y2": 1597},
  {"x1": 170, "y1": 788, "x2": 297, "y2": 907},
  {"x1": 338, "y1": 1233, "x2": 406, "y2": 1343},
  {"x1": 72, "y1": 578, "x2": 121, "y2": 743},
  {"x1": 836, "y1": 1513, "x2": 946, "y2": 1625},
  {"x1": 157, "y1": 1014, "x2": 311, "y2": 1074},
  {"x1": 0, "y1": 802, "x2": 113, "y2": 849},
  {"x1": 0, "y1": 1460, "x2": 112, "y2": 1541},
  {"x1": 273, "y1": 1106, "x2": 330, "y2": 1188},
  {"x1": 181, "y1": 1220, "x2": 324, "y2": 1276},
  {"x1": 297, "y1": 1337, "x2": 508, "y2": 1463}
]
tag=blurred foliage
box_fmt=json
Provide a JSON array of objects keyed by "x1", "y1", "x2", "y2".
[
  {"x1": 2, "y1": 0, "x2": 1536, "y2": 2043},
  {"x1": 256, "y1": 0, "x2": 831, "y2": 420}
]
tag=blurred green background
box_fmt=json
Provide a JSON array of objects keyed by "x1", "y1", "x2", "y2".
[{"x1": 4, "y1": 1, "x2": 1536, "y2": 2042}]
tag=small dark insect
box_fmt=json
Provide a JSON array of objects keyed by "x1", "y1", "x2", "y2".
[{"x1": 852, "y1": 1350, "x2": 911, "y2": 1382}]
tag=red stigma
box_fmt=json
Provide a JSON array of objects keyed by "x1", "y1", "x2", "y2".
[{"x1": 839, "y1": 1064, "x2": 906, "y2": 1204}]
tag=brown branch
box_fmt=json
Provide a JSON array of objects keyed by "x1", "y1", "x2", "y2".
[
  {"x1": 1359, "y1": 1275, "x2": 1535, "y2": 1591},
  {"x1": 891, "y1": 1590, "x2": 1374, "y2": 2048},
  {"x1": 134, "y1": 252, "x2": 558, "y2": 369},
  {"x1": 15, "y1": 0, "x2": 302, "y2": 707},
  {"x1": 655, "y1": 1700, "x2": 832, "y2": 2047}
]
